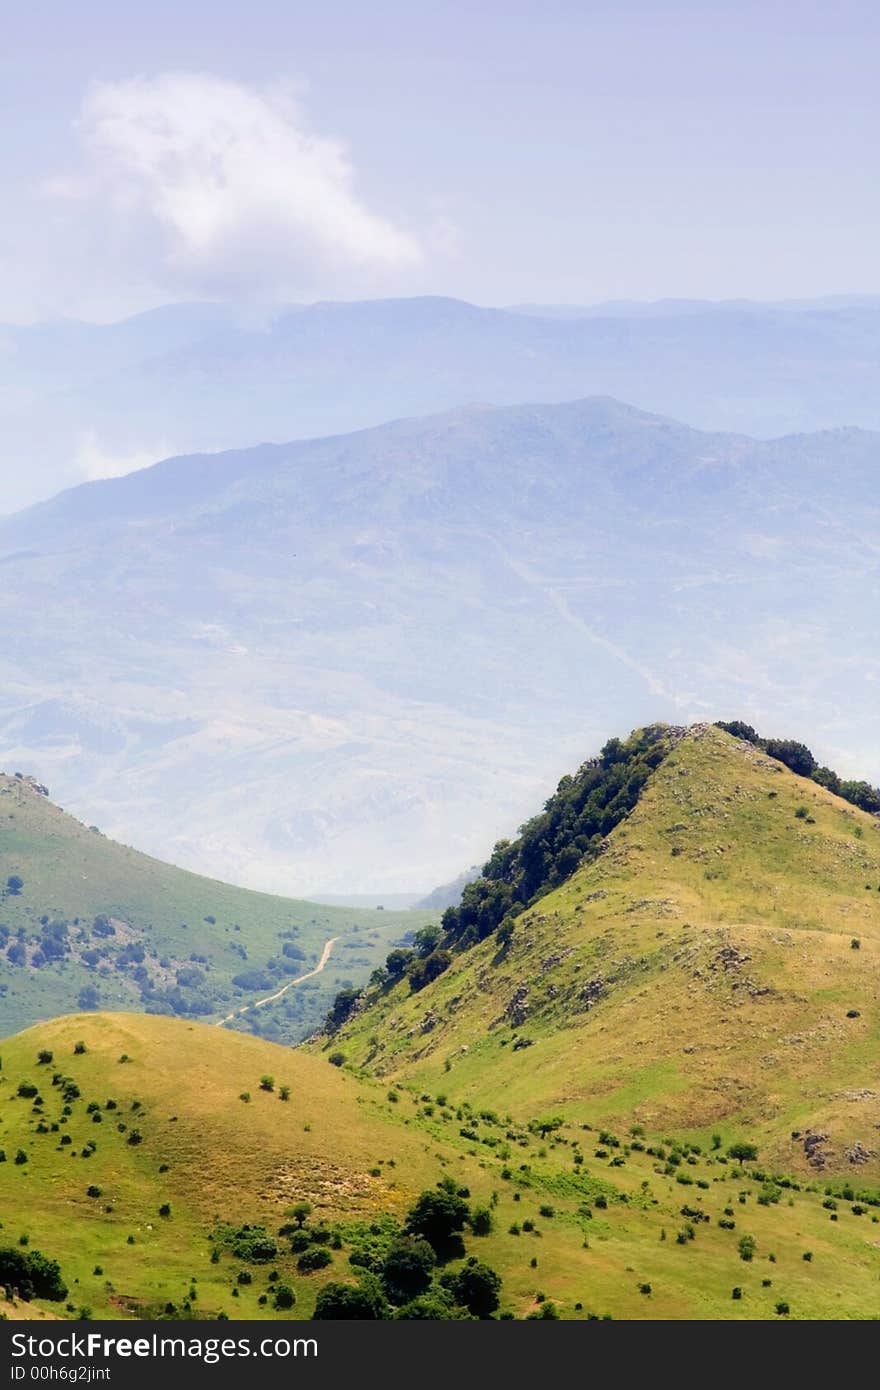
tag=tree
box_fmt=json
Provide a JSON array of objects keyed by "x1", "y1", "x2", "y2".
[
  {"x1": 5, "y1": 874, "x2": 23, "y2": 895},
  {"x1": 324, "y1": 988, "x2": 361, "y2": 1033},
  {"x1": 381, "y1": 1237, "x2": 436, "y2": 1304},
  {"x1": 763, "y1": 738, "x2": 816, "y2": 778},
  {"x1": 77, "y1": 985, "x2": 101, "y2": 1011},
  {"x1": 273, "y1": 1284, "x2": 295, "y2": 1310},
  {"x1": 469, "y1": 1207, "x2": 494, "y2": 1236},
  {"x1": 289, "y1": 1202, "x2": 312, "y2": 1229},
  {"x1": 394, "y1": 1295, "x2": 465, "y2": 1319},
  {"x1": 297, "y1": 1247, "x2": 332, "y2": 1273},
  {"x1": 385, "y1": 949, "x2": 414, "y2": 980},
  {"x1": 529, "y1": 1115, "x2": 564, "y2": 1139},
  {"x1": 313, "y1": 1281, "x2": 390, "y2": 1320},
  {"x1": 443, "y1": 1258, "x2": 502, "y2": 1318},
  {"x1": 413, "y1": 925, "x2": 441, "y2": 958},
  {"x1": 407, "y1": 949, "x2": 452, "y2": 993},
  {"x1": 405, "y1": 1185, "x2": 470, "y2": 1259},
  {"x1": 0, "y1": 1247, "x2": 68, "y2": 1301},
  {"x1": 727, "y1": 1142, "x2": 758, "y2": 1162},
  {"x1": 715, "y1": 721, "x2": 759, "y2": 744}
]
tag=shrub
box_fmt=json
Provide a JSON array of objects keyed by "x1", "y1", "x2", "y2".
[
  {"x1": 775, "y1": 1300, "x2": 790, "y2": 1315},
  {"x1": 273, "y1": 1284, "x2": 295, "y2": 1310},
  {"x1": 381, "y1": 1237, "x2": 436, "y2": 1304},
  {"x1": 738, "y1": 1235, "x2": 756, "y2": 1262},
  {"x1": 0, "y1": 1247, "x2": 67, "y2": 1301},
  {"x1": 259, "y1": 1075, "x2": 274, "y2": 1092},
  {"x1": 405, "y1": 1184, "x2": 470, "y2": 1259},
  {"x1": 470, "y1": 1207, "x2": 493, "y2": 1236},
  {"x1": 37, "y1": 1050, "x2": 53, "y2": 1065},
  {"x1": 297, "y1": 1247, "x2": 332, "y2": 1273},
  {"x1": 313, "y1": 1281, "x2": 390, "y2": 1320},
  {"x1": 328, "y1": 1052, "x2": 346, "y2": 1067},
  {"x1": 442, "y1": 1258, "x2": 502, "y2": 1318}
]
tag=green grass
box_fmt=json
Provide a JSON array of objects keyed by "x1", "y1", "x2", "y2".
[
  {"x1": 2, "y1": 1012, "x2": 879, "y2": 1320},
  {"x1": 0, "y1": 774, "x2": 437, "y2": 1042},
  {"x1": 4, "y1": 725, "x2": 880, "y2": 1320},
  {"x1": 326, "y1": 725, "x2": 880, "y2": 1185}
]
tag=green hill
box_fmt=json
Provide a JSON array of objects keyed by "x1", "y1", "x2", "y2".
[
  {"x1": 324, "y1": 724, "x2": 880, "y2": 1184},
  {"x1": 3, "y1": 1009, "x2": 880, "y2": 1322},
  {"x1": 0, "y1": 773, "x2": 436, "y2": 1042},
  {"x1": 4, "y1": 724, "x2": 880, "y2": 1321}
]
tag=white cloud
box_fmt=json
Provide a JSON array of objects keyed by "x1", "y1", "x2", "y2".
[
  {"x1": 46, "y1": 72, "x2": 422, "y2": 300},
  {"x1": 75, "y1": 430, "x2": 176, "y2": 483}
]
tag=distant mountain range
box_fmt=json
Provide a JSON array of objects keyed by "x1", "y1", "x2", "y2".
[
  {"x1": 7, "y1": 293, "x2": 880, "y2": 510},
  {"x1": 1, "y1": 396, "x2": 877, "y2": 894}
]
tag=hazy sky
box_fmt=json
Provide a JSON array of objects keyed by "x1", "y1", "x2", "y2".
[{"x1": 2, "y1": 0, "x2": 879, "y2": 321}]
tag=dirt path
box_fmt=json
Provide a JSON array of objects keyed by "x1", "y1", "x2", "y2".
[{"x1": 217, "y1": 936, "x2": 339, "y2": 1027}]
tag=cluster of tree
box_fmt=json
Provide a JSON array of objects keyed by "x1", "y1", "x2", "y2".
[
  {"x1": 441, "y1": 725, "x2": 674, "y2": 950},
  {"x1": 312, "y1": 1180, "x2": 502, "y2": 1319},
  {"x1": 715, "y1": 722, "x2": 880, "y2": 814},
  {"x1": 0, "y1": 1246, "x2": 68, "y2": 1301}
]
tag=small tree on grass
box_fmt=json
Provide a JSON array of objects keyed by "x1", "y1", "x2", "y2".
[
  {"x1": 738, "y1": 1234, "x2": 756, "y2": 1262},
  {"x1": 289, "y1": 1201, "x2": 312, "y2": 1228},
  {"x1": 259, "y1": 1075, "x2": 274, "y2": 1092},
  {"x1": 529, "y1": 1115, "x2": 564, "y2": 1140},
  {"x1": 728, "y1": 1142, "x2": 758, "y2": 1162}
]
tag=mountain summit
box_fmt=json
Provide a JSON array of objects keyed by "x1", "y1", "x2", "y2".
[{"x1": 326, "y1": 723, "x2": 880, "y2": 1181}]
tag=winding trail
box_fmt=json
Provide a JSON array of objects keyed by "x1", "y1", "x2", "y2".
[{"x1": 216, "y1": 936, "x2": 339, "y2": 1027}]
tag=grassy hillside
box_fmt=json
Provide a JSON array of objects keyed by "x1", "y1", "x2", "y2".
[
  {"x1": 324, "y1": 725, "x2": 880, "y2": 1184},
  {"x1": 3, "y1": 1011, "x2": 880, "y2": 1321},
  {"x1": 0, "y1": 773, "x2": 436, "y2": 1041}
]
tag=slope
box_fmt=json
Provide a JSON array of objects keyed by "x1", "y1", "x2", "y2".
[
  {"x1": 3, "y1": 1009, "x2": 880, "y2": 1321},
  {"x1": 2, "y1": 397, "x2": 879, "y2": 894},
  {"x1": 0, "y1": 773, "x2": 435, "y2": 1041},
  {"x1": 325, "y1": 725, "x2": 880, "y2": 1183},
  {"x1": 9, "y1": 294, "x2": 880, "y2": 513}
]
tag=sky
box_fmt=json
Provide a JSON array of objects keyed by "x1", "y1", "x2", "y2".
[{"x1": 2, "y1": 0, "x2": 879, "y2": 322}]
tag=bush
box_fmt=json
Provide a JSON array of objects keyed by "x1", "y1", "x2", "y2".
[
  {"x1": 297, "y1": 1247, "x2": 332, "y2": 1273},
  {"x1": 381, "y1": 1237, "x2": 436, "y2": 1304},
  {"x1": 469, "y1": 1207, "x2": 493, "y2": 1236},
  {"x1": 405, "y1": 1184, "x2": 470, "y2": 1259},
  {"x1": 0, "y1": 1247, "x2": 67, "y2": 1301},
  {"x1": 313, "y1": 1281, "x2": 390, "y2": 1320},
  {"x1": 37, "y1": 1050, "x2": 53, "y2": 1065},
  {"x1": 738, "y1": 1235, "x2": 756, "y2": 1262},
  {"x1": 328, "y1": 1052, "x2": 346, "y2": 1067},
  {"x1": 273, "y1": 1284, "x2": 295, "y2": 1310},
  {"x1": 442, "y1": 1258, "x2": 502, "y2": 1318}
]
